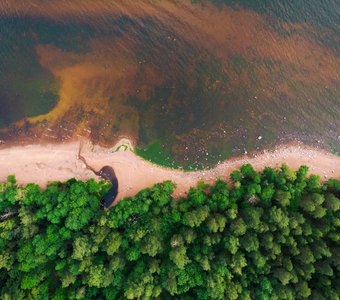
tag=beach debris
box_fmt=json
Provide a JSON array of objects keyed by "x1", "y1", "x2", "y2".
[{"x1": 258, "y1": 135, "x2": 262, "y2": 140}]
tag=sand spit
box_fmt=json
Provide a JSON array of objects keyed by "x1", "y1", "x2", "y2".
[{"x1": 0, "y1": 139, "x2": 339, "y2": 203}]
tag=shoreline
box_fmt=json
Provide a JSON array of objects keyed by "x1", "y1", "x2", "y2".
[{"x1": 0, "y1": 139, "x2": 339, "y2": 203}]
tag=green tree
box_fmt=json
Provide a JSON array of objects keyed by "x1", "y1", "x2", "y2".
[{"x1": 0, "y1": 165, "x2": 338, "y2": 299}]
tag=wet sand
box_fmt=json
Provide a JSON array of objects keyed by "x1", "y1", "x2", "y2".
[{"x1": 0, "y1": 139, "x2": 339, "y2": 203}]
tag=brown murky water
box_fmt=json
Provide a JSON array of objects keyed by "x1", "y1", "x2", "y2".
[{"x1": 0, "y1": 0, "x2": 339, "y2": 168}]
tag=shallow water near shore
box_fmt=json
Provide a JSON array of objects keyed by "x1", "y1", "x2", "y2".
[{"x1": 0, "y1": 0, "x2": 339, "y2": 168}]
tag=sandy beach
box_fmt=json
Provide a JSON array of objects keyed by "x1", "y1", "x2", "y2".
[{"x1": 0, "y1": 139, "x2": 339, "y2": 202}]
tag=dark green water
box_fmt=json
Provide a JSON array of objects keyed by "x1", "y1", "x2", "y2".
[{"x1": 0, "y1": 1, "x2": 339, "y2": 169}]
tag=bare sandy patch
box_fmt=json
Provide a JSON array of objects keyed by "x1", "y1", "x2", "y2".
[{"x1": 0, "y1": 139, "x2": 338, "y2": 204}]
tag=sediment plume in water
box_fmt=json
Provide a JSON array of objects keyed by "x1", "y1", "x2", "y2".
[{"x1": 0, "y1": 1, "x2": 339, "y2": 167}]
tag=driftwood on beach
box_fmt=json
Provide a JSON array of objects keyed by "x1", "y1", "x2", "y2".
[{"x1": 77, "y1": 142, "x2": 119, "y2": 208}]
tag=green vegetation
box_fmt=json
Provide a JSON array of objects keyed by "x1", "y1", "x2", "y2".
[
  {"x1": 135, "y1": 140, "x2": 181, "y2": 169},
  {"x1": 0, "y1": 164, "x2": 339, "y2": 299}
]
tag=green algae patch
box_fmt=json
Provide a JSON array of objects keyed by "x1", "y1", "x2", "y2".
[{"x1": 135, "y1": 140, "x2": 180, "y2": 170}]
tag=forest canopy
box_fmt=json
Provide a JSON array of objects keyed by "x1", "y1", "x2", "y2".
[{"x1": 0, "y1": 164, "x2": 339, "y2": 299}]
